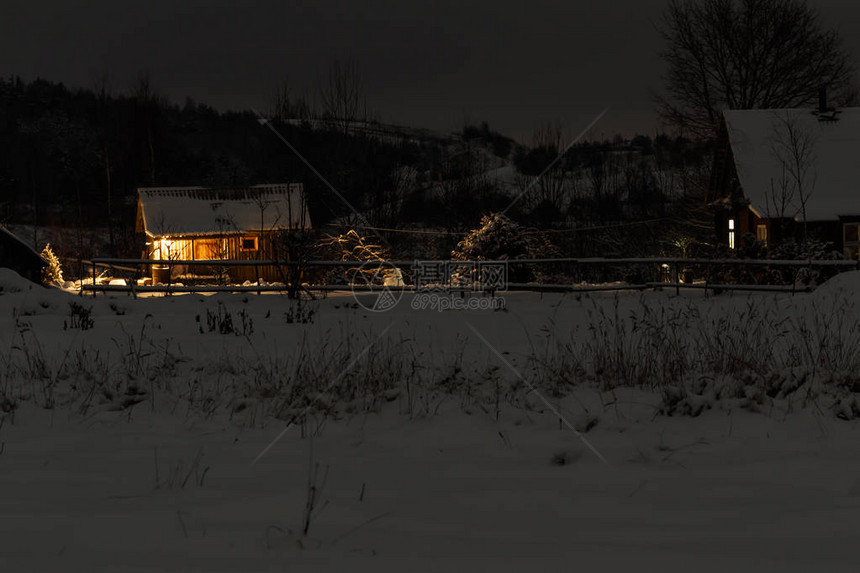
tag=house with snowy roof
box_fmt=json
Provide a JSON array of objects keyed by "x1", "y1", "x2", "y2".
[
  {"x1": 709, "y1": 97, "x2": 860, "y2": 258},
  {"x1": 135, "y1": 184, "x2": 310, "y2": 283}
]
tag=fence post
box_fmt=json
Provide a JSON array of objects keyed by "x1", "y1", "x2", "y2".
[{"x1": 674, "y1": 262, "x2": 680, "y2": 296}]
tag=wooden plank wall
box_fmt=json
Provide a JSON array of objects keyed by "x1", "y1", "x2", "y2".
[{"x1": 147, "y1": 233, "x2": 297, "y2": 283}]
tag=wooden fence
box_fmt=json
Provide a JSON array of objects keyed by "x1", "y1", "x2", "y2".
[{"x1": 76, "y1": 257, "x2": 860, "y2": 298}]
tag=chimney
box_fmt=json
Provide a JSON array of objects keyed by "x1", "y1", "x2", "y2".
[{"x1": 819, "y1": 87, "x2": 828, "y2": 113}]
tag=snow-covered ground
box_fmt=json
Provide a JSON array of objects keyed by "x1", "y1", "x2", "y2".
[{"x1": 2, "y1": 268, "x2": 860, "y2": 572}]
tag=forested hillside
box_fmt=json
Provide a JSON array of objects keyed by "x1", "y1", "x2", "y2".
[{"x1": 0, "y1": 76, "x2": 713, "y2": 260}]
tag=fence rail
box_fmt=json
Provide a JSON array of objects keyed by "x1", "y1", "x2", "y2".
[
  {"x1": 86, "y1": 256, "x2": 860, "y2": 268},
  {"x1": 74, "y1": 256, "x2": 854, "y2": 298}
]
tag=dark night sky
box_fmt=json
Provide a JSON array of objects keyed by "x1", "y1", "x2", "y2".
[{"x1": 1, "y1": 0, "x2": 859, "y2": 142}]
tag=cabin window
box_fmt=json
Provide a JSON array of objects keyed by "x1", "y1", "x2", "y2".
[
  {"x1": 240, "y1": 236, "x2": 258, "y2": 252},
  {"x1": 756, "y1": 224, "x2": 767, "y2": 245},
  {"x1": 844, "y1": 223, "x2": 860, "y2": 259},
  {"x1": 728, "y1": 219, "x2": 736, "y2": 250}
]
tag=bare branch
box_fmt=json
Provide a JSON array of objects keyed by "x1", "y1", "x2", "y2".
[{"x1": 658, "y1": 0, "x2": 854, "y2": 139}]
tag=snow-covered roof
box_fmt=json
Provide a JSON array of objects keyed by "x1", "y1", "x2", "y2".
[
  {"x1": 137, "y1": 184, "x2": 310, "y2": 236},
  {"x1": 0, "y1": 224, "x2": 47, "y2": 262},
  {"x1": 724, "y1": 108, "x2": 860, "y2": 221}
]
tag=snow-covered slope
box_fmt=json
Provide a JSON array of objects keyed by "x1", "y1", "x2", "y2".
[{"x1": 1, "y1": 269, "x2": 859, "y2": 571}]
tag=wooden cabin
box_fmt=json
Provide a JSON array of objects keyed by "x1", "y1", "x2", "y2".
[
  {"x1": 709, "y1": 98, "x2": 860, "y2": 258},
  {"x1": 135, "y1": 184, "x2": 311, "y2": 284},
  {"x1": 0, "y1": 225, "x2": 47, "y2": 283}
]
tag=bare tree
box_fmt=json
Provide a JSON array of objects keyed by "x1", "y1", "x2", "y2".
[
  {"x1": 658, "y1": 0, "x2": 854, "y2": 138},
  {"x1": 317, "y1": 60, "x2": 366, "y2": 135},
  {"x1": 584, "y1": 144, "x2": 625, "y2": 222},
  {"x1": 436, "y1": 140, "x2": 492, "y2": 232},
  {"x1": 91, "y1": 68, "x2": 115, "y2": 253},
  {"x1": 132, "y1": 70, "x2": 164, "y2": 185},
  {"x1": 768, "y1": 111, "x2": 817, "y2": 240},
  {"x1": 271, "y1": 80, "x2": 313, "y2": 123},
  {"x1": 766, "y1": 164, "x2": 794, "y2": 220},
  {"x1": 531, "y1": 121, "x2": 569, "y2": 218},
  {"x1": 366, "y1": 164, "x2": 416, "y2": 229}
]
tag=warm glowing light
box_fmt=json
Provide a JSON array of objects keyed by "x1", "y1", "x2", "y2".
[
  {"x1": 728, "y1": 219, "x2": 736, "y2": 249},
  {"x1": 756, "y1": 224, "x2": 767, "y2": 245},
  {"x1": 156, "y1": 238, "x2": 174, "y2": 259}
]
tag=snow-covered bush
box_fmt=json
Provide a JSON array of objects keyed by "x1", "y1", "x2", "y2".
[
  {"x1": 317, "y1": 229, "x2": 389, "y2": 262},
  {"x1": 452, "y1": 213, "x2": 530, "y2": 261},
  {"x1": 769, "y1": 238, "x2": 842, "y2": 262},
  {"x1": 40, "y1": 243, "x2": 63, "y2": 285},
  {"x1": 315, "y1": 230, "x2": 399, "y2": 285},
  {"x1": 705, "y1": 236, "x2": 844, "y2": 286},
  {"x1": 767, "y1": 239, "x2": 843, "y2": 285},
  {"x1": 452, "y1": 213, "x2": 558, "y2": 282}
]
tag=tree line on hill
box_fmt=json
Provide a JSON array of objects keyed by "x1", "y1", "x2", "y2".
[{"x1": 0, "y1": 74, "x2": 714, "y2": 262}]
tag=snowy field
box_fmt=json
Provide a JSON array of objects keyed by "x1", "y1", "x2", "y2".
[{"x1": 2, "y1": 268, "x2": 860, "y2": 572}]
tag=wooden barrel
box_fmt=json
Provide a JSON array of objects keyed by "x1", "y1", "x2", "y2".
[{"x1": 151, "y1": 265, "x2": 170, "y2": 284}]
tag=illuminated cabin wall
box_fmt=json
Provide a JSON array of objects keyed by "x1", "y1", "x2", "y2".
[
  {"x1": 150, "y1": 238, "x2": 193, "y2": 261},
  {"x1": 146, "y1": 232, "x2": 290, "y2": 283}
]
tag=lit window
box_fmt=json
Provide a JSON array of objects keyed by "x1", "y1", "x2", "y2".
[
  {"x1": 756, "y1": 225, "x2": 767, "y2": 245},
  {"x1": 728, "y1": 219, "x2": 736, "y2": 249},
  {"x1": 240, "y1": 236, "x2": 258, "y2": 251}
]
